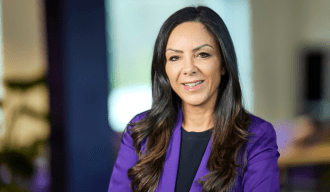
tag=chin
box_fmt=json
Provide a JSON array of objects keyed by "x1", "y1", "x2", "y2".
[{"x1": 182, "y1": 98, "x2": 206, "y2": 107}]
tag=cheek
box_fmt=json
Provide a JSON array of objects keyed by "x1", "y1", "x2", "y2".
[
  {"x1": 209, "y1": 67, "x2": 222, "y2": 86},
  {"x1": 165, "y1": 65, "x2": 177, "y2": 83},
  {"x1": 165, "y1": 68, "x2": 176, "y2": 91},
  {"x1": 165, "y1": 65, "x2": 171, "y2": 79},
  {"x1": 216, "y1": 74, "x2": 221, "y2": 86},
  {"x1": 215, "y1": 68, "x2": 222, "y2": 82},
  {"x1": 165, "y1": 67, "x2": 172, "y2": 82}
]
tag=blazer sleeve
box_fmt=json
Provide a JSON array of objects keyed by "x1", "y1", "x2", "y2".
[
  {"x1": 242, "y1": 121, "x2": 280, "y2": 192},
  {"x1": 108, "y1": 115, "x2": 142, "y2": 192}
]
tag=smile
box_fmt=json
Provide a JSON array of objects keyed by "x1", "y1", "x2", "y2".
[
  {"x1": 183, "y1": 80, "x2": 204, "y2": 91},
  {"x1": 183, "y1": 80, "x2": 204, "y2": 87}
]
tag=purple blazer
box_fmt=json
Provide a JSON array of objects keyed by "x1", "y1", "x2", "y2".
[{"x1": 108, "y1": 108, "x2": 280, "y2": 192}]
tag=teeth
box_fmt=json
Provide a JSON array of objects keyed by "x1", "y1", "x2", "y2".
[{"x1": 184, "y1": 81, "x2": 202, "y2": 87}]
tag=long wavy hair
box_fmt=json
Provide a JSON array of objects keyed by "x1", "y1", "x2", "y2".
[{"x1": 127, "y1": 6, "x2": 251, "y2": 192}]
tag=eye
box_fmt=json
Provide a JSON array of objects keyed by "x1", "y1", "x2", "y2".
[
  {"x1": 198, "y1": 52, "x2": 210, "y2": 58},
  {"x1": 169, "y1": 56, "x2": 180, "y2": 61}
]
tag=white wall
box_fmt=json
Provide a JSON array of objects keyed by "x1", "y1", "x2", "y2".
[{"x1": 251, "y1": 0, "x2": 330, "y2": 122}]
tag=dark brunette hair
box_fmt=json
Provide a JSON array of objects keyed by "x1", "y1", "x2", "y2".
[{"x1": 127, "y1": 6, "x2": 251, "y2": 192}]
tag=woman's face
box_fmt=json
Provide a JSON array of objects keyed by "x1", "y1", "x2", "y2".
[{"x1": 165, "y1": 22, "x2": 225, "y2": 108}]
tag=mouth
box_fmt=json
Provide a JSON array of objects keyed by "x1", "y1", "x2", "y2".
[{"x1": 182, "y1": 80, "x2": 204, "y2": 88}]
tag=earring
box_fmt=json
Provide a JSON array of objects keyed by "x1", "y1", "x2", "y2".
[{"x1": 221, "y1": 70, "x2": 226, "y2": 75}]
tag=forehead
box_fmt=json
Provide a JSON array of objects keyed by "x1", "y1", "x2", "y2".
[{"x1": 166, "y1": 22, "x2": 216, "y2": 49}]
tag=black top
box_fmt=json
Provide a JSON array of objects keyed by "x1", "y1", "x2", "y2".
[{"x1": 175, "y1": 126, "x2": 213, "y2": 192}]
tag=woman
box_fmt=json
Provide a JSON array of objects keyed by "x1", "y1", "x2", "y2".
[{"x1": 108, "y1": 6, "x2": 280, "y2": 192}]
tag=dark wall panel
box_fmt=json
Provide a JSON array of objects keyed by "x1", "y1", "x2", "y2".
[{"x1": 46, "y1": 0, "x2": 115, "y2": 191}]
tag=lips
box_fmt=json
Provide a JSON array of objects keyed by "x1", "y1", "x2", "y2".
[
  {"x1": 183, "y1": 81, "x2": 203, "y2": 91},
  {"x1": 182, "y1": 80, "x2": 204, "y2": 85}
]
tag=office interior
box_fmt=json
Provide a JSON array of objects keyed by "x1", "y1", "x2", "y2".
[{"x1": 0, "y1": 0, "x2": 329, "y2": 191}]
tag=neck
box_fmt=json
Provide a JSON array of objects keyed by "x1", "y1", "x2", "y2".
[{"x1": 181, "y1": 103, "x2": 215, "y2": 132}]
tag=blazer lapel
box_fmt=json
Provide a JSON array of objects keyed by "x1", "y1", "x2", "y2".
[
  {"x1": 155, "y1": 108, "x2": 183, "y2": 192},
  {"x1": 155, "y1": 107, "x2": 213, "y2": 192},
  {"x1": 189, "y1": 135, "x2": 212, "y2": 192}
]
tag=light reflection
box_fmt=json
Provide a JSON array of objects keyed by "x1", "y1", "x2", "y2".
[{"x1": 108, "y1": 84, "x2": 152, "y2": 132}]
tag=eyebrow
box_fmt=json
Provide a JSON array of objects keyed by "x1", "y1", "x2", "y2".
[{"x1": 166, "y1": 44, "x2": 214, "y2": 53}]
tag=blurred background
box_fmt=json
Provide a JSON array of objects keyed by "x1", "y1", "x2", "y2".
[{"x1": 0, "y1": 0, "x2": 329, "y2": 191}]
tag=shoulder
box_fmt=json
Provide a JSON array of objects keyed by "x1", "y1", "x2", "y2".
[
  {"x1": 245, "y1": 114, "x2": 279, "y2": 164},
  {"x1": 237, "y1": 114, "x2": 280, "y2": 191},
  {"x1": 124, "y1": 110, "x2": 150, "y2": 134},
  {"x1": 120, "y1": 110, "x2": 150, "y2": 149},
  {"x1": 123, "y1": 110, "x2": 150, "y2": 152},
  {"x1": 248, "y1": 114, "x2": 276, "y2": 137},
  {"x1": 129, "y1": 110, "x2": 150, "y2": 124}
]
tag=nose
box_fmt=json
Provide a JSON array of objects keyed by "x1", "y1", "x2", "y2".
[{"x1": 182, "y1": 57, "x2": 197, "y2": 76}]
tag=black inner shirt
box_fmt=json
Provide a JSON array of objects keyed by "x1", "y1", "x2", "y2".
[{"x1": 175, "y1": 126, "x2": 213, "y2": 192}]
